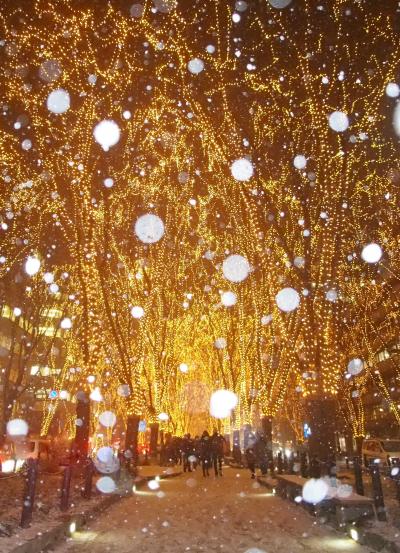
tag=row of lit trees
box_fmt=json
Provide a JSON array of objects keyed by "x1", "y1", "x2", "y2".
[{"x1": 0, "y1": 0, "x2": 399, "y2": 449}]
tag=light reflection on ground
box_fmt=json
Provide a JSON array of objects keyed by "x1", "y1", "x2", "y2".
[{"x1": 55, "y1": 468, "x2": 371, "y2": 553}]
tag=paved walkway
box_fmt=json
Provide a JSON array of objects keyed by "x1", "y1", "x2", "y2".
[{"x1": 55, "y1": 467, "x2": 368, "y2": 553}]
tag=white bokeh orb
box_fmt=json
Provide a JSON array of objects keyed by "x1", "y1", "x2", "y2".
[
  {"x1": 60, "y1": 317, "x2": 72, "y2": 330},
  {"x1": 293, "y1": 256, "x2": 305, "y2": 268},
  {"x1": 25, "y1": 256, "x2": 41, "y2": 276},
  {"x1": 49, "y1": 283, "x2": 59, "y2": 294},
  {"x1": 131, "y1": 305, "x2": 145, "y2": 319},
  {"x1": 210, "y1": 389, "x2": 238, "y2": 419},
  {"x1": 302, "y1": 478, "x2": 329, "y2": 504},
  {"x1": 21, "y1": 139, "x2": 32, "y2": 151},
  {"x1": 97, "y1": 446, "x2": 114, "y2": 464},
  {"x1": 347, "y1": 358, "x2": 364, "y2": 376},
  {"x1": 117, "y1": 384, "x2": 131, "y2": 397},
  {"x1": 236, "y1": 1, "x2": 248, "y2": 12},
  {"x1": 153, "y1": 0, "x2": 177, "y2": 13},
  {"x1": 230, "y1": 158, "x2": 254, "y2": 181},
  {"x1": 293, "y1": 155, "x2": 307, "y2": 169},
  {"x1": 222, "y1": 254, "x2": 250, "y2": 283},
  {"x1": 158, "y1": 412, "x2": 169, "y2": 421},
  {"x1": 134, "y1": 213, "x2": 165, "y2": 244},
  {"x1": 325, "y1": 289, "x2": 338, "y2": 302},
  {"x1": 94, "y1": 453, "x2": 120, "y2": 475},
  {"x1": 261, "y1": 314, "x2": 272, "y2": 326},
  {"x1": 39, "y1": 59, "x2": 62, "y2": 82},
  {"x1": 99, "y1": 410, "x2": 117, "y2": 428},
  {"x1": 386, "y1": 83, "x2": 400, "y2": 98},
  {"x1": 268, "y1": 0, "x2": 291, "y2": 7},
  {"x1": 89, "y1": 387, "x2": 103, "y2": 402},
  {"x1": 361, "y1": 243, "x2": 382, "y2": 263},
  {"x1": 214, "y1": 337, "x2": 227, "y2": 349},
  {"x1": 104, "y1": 177, "x2": 114, "y2": 188},
  {"x1": 7, "y1": 418, "x2": 29, "y2": 438},
  {"x1": 46, "y1": 89, "x2": 70, "y2": 114},
  {"x1": 93, "y1": 120, "x2": 121, "y2": 151},
  {"x1": 130, "y1": 3, "x2": 144, "y2": 17},
  {"x1": 261, "y1": 315, "x2": 272, "y2": 326},
  {"x1": 43, "y1": 272, "x2": 54, "y2": 284},
  {"x1": 328, "y1": 111, "x2": 349, "y2": 132},
  {"x1": 275, "y1": 287, "x2": 300, "y2": 312},
  {"x1": 391, "y1": 467, "x2": 400, "y2": 477},
  {"x1": 188, "y1": 58, "x2": 204, "y2": 74},
  {"x1": 148, "y1": 479, "x2": 160, "y2": 490},
  {"x1": 179, "y1": 363, "x2": 189, "y2": 373},
  {"x1": 96, "y1": 476, "x2": 116, "y2": 494},
  {"x1": 221, "y1": 291, "x2": 237, "y2": 307}
]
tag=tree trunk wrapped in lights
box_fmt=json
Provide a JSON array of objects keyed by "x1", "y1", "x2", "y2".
[{"x1": 74, "y1": 391, "x2": 90, "y2": 458}]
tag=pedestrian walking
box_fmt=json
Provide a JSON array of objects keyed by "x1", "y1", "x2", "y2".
[
  {"x1": 171, "y1": 437, "x2": 181, "y2": 465},
  {"x1": 182, "y1": 434, "x2": 194, "y2": 472},
  {"x1": 175, "y1": 436, "x2": 183, "y2": 465},
  {"x1": 245, "y1": 444, "x2": 257, "y2": 479},
  {"x1": 193, "y1": 436, "x2": 201, "y2": 470},
  {"x1": 254, "y1": 434, "x2": 268, "y2": 476},
  {"x1": 211, "y1": 430, "x2": 225, "y2": 477},
  {"x1": 200, "y1": 430, "x2": 212, "y2": 477}
]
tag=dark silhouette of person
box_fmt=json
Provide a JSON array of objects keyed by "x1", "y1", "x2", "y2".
[
  {"x1": 254, "y1": 434, "x2": 268, "y2": 476},
  {"x1": 200, "y1": 430, "x2": 212, "y2": 477},
  {"x1": 171, "y1": 437, "x2": 181, "y2": 465},
  {"x1": 211, "y1": 430, "x2": 226, "y2": 477},
  {"x1": 245, "y1": 445, "x2": 257, "y2": 479},
  {"x1": 182, "y1": 434, "x2": 194, "y2": 472},
  {"x1": 193, "y1": 436, "x2": 201, "y2": 469}
]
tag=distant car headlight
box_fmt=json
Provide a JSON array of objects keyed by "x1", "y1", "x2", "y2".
[{"x1": 1, "y1": 459, "x2": 16, "y2": 473}]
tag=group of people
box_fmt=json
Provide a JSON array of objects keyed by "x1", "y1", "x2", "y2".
[
  {"x1": 160, "y1": 430, "x2": 273, "y2": 480},
  {"x1": 162, "y1": 430, "x2": 227, "y2": 477}
]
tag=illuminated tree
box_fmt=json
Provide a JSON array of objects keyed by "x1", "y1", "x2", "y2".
[
  {"x1": 0, "y1": 270, "x2": 67, "y2": 440},
  {"x1": 0, "y1": 0, "x2": 399, "y2": 448}
]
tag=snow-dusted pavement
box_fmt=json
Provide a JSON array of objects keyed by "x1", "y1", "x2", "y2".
[{"x1": 56, "y1": 467, "x2": 368, "y2": 553}]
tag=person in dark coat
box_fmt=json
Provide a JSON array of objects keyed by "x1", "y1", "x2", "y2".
[
  {"x1": 171, "y1": 437, "x2": 181, "y2": 465},
  {"x1": 245, "y1": 445, "x2": 257, "y2": 479},
  {"x1": 211, "y1": 430, "x2": 226, "y2": 477},
  {"x1": 200, "y1": 430, "x2": 212, "y2": 477},
  {"x1": 182, "y1": 434, "x2": 194, "y2": 472},
  {"x1": 254, "y1": 434, "x2": 269, "y2": 476},
  {"x1": 193, "y1": 436, "x2": 201, "y2": 470}
]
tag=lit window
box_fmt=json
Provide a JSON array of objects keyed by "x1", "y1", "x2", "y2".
[{"x1": 376, "y1": 349, "x2": 390, "y2": 363}]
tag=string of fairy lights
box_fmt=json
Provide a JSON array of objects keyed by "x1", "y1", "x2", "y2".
[{"x1": 0, "y1": 0, "x2": 399, "y2": 440}]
